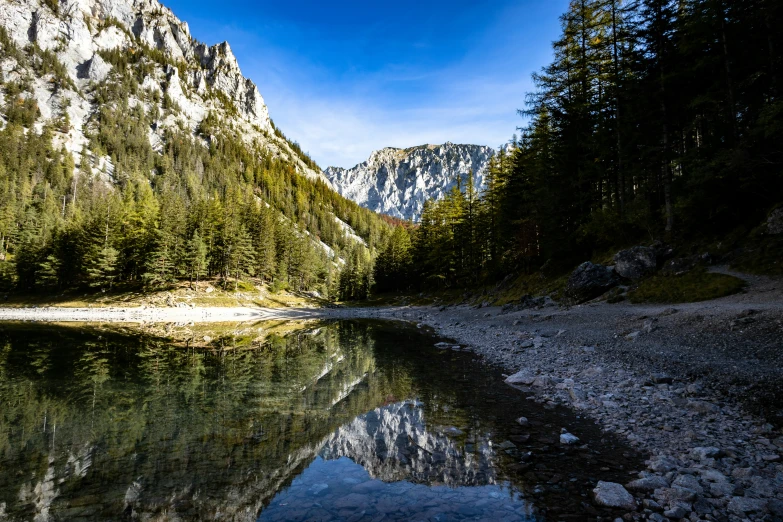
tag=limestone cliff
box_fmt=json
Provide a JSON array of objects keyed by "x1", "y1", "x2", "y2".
[{"x1": 324, "y1": 143, "x2": 495, "y2": 220}]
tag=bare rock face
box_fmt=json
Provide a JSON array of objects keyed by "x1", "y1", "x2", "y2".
[
  {"x1": 767, "y1": 208, "x2": 783, "y2": 235},
  {"x1": 84, "y1": 53, "x2": 112, "y2": 82},
  {"x1": 565, "y1": 262, "x2": 619, "y2": 303},
  {"x1": 0, "y1": 0, "x2": 322, "y2": 182},
  {"x1": 324, "y1": 143, "x2": 495, "y2": 220},
  {"x1": 320, "y1": 401, "x2": 496, "y2": 486},
  {"x1": 613, "y1": 246, "x2": 658, "y2": 280}
]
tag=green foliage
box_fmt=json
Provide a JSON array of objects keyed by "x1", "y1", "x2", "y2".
[
  {"x1": 211, "y1": 90, "x2": 239, "y2": 118},
  {"x1": 44, "y1": 0, "x2": 59, "y2": 14},
  {"x1": 0, "y1": 41, "x2": 389, "y2": 297},
  {"x1": 374, "y1": 225, "x2": 413, "y2": 293},
  {"x1": 29, "y1": 45, "x2": 76, "y2": 91},
  {"x1": 4, "y1": 96, "x2": 39, "y2": 127},
  {"x1": 86, "y1": 247, "x2": 119, "y2": 289},
  {"x1": 730, "y1": 236, "x2": 783, "y2": 276},
  {"x1": 380, "y1": 0, "x2": 783, "y2": 293},
  {"x1": 628, "y1": 269, "x2": 746, "y2": 303}
]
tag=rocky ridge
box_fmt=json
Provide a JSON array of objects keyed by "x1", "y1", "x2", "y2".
[
  {"x1": 0, "y1": 0, "x2": 327, "y2": 183},
  {"x1": 320, "y1": 400, "x2": 496, "y2": 487},
  {"x1": 324, "y1": 143, "x2": 495, "y2": 220}
]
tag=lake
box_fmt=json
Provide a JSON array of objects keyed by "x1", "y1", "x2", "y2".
[{"x1": 0, "y1": 320, "x2": 641, "y2": 521}]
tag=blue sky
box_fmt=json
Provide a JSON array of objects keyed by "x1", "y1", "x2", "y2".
[{"x1": 163, "y1": 0, "x2": 569, "y2": 168}]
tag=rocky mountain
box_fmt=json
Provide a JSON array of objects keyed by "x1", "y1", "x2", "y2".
[
  {"x1": 0, "y1": 0, "x2": 327, "y2": 184},
  {"x1": 324, "y1": 143, "x2": 495, "y2": 221},
  {"x1": 320, "y1": 400, "x2": 497, "y2": 487}
]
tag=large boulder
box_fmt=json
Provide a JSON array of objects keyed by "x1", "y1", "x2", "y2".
[
  {"x1": 565, "y1": 262, "x2": 618, "y2": 303},
  {"x1": 768, "y1": 208, "x2": 783, "y2": 235},
  {"x1": 613, "y1": 246, "x2": 658, "y2": 280},
  {"x1": 82, "y1": 54, "x2": 112, "y2": 82}
]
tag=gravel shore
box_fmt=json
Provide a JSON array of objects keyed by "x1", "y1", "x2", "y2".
[{"x1": 351, "y1": 270, "x2": 783, "y2": 521}]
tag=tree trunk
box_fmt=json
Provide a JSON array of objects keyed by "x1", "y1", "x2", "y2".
[
  {"x1": 718, "y1": 0, "x2": 737, "y2": 140},
  {"x1": 611, "y1": 0, "x2": 624, "y2": 215}
]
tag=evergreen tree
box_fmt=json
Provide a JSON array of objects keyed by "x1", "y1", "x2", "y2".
[{"x1": 185, "y1": 230, "x2": 208, "y2": 286}]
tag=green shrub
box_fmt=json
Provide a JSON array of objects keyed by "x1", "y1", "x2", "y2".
[
  {"x1": 236, "y1": 280, "x2": 255, "y2": 291},
  {"x1": 269, "y1": 280, "x2": 289, "y2": 294}
]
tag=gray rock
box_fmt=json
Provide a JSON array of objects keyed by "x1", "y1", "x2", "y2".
[
  {"x1": 673, "y1": 474, "x2": 704, "y2": 495},
  {"x1": 648, "y1": 455, "x2": 679, "y2": 473},
  {"x1": 324, "y1": 144, "x2": 495, "y2": 221},
  {"x1": 565, "y1": 262, "x2": 619, "y2": 303},
  {"x1": 727, "y1": 496, "x2": 767, "y2": 515},
  {"x1": 654, "y1": 486, "x2": 698, "y2": 505},
  {"x1": 768, "y1": 499, "x2": 783, "y2": 516},
  {"x1": 767, "y1": 207, "x2": 783, "y2": 235},
  {"x1": 650, "y1": 372, "x2": 672, "y2": 384},
  {"x1": 687, "y1": 401, "x2": 720, "y2": 414},
  {"x1": 560, "y1": 432, "x2": 580, "y2": 445},
  {"x1": 709, "y1": 481, "x2": 735, "y2": 497},
  {"x1": 505, "y1": 370, "x2": 536, "y2": 385},
  {"x1": 613, "y1": 246, "x2": 658, "y2": 280},
  {"x1": 84, "y1": 53, "x2": 112, "y2": 82},
  {"x1": 532, "y1": 375, "x2": 553, "y2": 388},
  {"x1": 663, "y1": 505, "x2": 689, "y2": 518},
  {"x1": 691, "y1": 446, "x2": 722, "y2": 460},
  {"x1": 626, "y1": 476, "x2": 670, "y2": 492},
  {"x1": 592, "y1": 481, "x2": 637, "y2": 510}
]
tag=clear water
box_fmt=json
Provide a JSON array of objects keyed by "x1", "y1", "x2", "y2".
[{"x1": 0, "y1": 320, "x2": 640, "y2": 521}]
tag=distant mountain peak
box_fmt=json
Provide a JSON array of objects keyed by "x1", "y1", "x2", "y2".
[{"x1": 324, "y1": 142, "x2": 495, "y2": 220}]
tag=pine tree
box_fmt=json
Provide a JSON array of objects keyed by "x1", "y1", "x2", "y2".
[
  {"x1": 185, "y1": 230, "x2": 208, "y2": 286},
  {"x1": 86, "y1": 246, "x2": 119, "y2": 290}
]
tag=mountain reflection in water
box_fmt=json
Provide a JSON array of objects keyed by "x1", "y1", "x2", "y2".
[{"x1": 0, "y1": 320, "x2": 640, "y2": 521}]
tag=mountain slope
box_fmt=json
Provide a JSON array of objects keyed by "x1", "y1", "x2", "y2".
[
  {"x1": 0, "y1": 0, "x2": 327, "y2": 182},
  {"x1": 0, "y1": 0, "x2": 384, "y2": 297},
  {"x1": 324, "y1": 143, "x2": 495, "y2": 221}
]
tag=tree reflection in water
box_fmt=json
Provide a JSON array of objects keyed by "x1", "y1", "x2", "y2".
[{"x1": 0, "y1": 320, "x2": 641, "y2": 521}]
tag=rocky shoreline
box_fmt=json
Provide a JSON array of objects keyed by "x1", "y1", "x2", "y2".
[{"x1": 354, "y1": 273, "x2": 783, "y2": 521}]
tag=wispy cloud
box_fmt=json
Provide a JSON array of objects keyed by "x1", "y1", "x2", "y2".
[{"x1": 164, "y1": 0, "x2": 567, "y2": 168}]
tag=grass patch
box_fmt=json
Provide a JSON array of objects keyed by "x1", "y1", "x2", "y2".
[
  {"x1": 493, "y1": 272, "x2": 569, "y2": 306},
  {"x1": 730, "y1": 236, "x2": 783, "y2": 276},
  {"x1": 628, "y1": 269, "x2": 746, "y2": 304}
]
